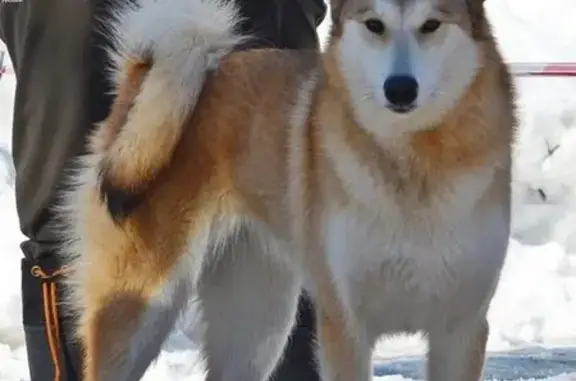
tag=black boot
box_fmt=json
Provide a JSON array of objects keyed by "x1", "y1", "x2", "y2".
[
  {"x1": 270, "y1": 293, "x2": 320, "y2": 381},
  {"x1": 21, "y1": 255, "x2": 83, "y2": 381}
]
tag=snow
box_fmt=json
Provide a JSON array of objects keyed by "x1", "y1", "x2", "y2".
[{"x1": 2, "y1": 0, "x2": 576, "y2": 379}]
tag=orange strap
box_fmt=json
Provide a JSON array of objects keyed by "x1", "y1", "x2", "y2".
[{"x1": 31, "y1": 265, "x2": 71, "y2": 381}]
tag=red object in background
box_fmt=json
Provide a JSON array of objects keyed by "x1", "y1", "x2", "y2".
[
  {"x1": 0, "y1": 51, "x2": 5, "y2": 79},
  {"x1": 511, "y1": 63, "x2": 576, "y2": 77}
]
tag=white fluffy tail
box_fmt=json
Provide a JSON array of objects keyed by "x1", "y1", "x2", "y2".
[{"x1": 94, "y1": 0, "x2": 246, "y2": 221}]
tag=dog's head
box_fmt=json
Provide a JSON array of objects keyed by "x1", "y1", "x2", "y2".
[{"x1": 329, "y1": 0, "x2": 492, "y2": 134}]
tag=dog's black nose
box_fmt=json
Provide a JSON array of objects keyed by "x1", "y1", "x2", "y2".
[{"x1": 383, "y1": 75, "x2": 418, "y2": 109}]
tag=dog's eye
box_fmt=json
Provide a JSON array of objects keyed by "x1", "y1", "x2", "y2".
[
  {"x1": 364, "y1": 18, "x2": 386, "y2": 35},
  {"x1": 419, "y1": 19, "x2": 442, "y2": 34}
]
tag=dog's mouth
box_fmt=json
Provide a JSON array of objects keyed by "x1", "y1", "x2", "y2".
[{"x1": 387, "y1": 104, "x2": 416, "y2": 114}]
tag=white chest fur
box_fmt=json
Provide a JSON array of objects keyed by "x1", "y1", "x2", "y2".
[{"x1": 321, "y1": 169, "x2": 510, "y2": 341}]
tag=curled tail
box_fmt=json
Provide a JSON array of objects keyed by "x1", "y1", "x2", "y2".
[{"x1": 93, "y1": 0, "x2": 246, "y2": 222}]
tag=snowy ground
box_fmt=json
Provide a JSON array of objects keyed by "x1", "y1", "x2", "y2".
[{"x1": 2, "y1": 0, "x2": 576, "y2": 379}]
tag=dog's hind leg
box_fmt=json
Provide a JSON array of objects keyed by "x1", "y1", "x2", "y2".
[
  {"x1": 198, "y1": 225, "x2": 302, "y2": 381},
  {"x1": 427, "y1": 317, "x2": 489, "y2": 381},
  {"x1": 68, "y1": 230, "x2": 209, "y2": 381}
]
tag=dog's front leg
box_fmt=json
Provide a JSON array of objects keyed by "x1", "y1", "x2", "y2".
[
  {"x1": 427, "y1": 317, "x2": 489, "y2": 381},
  {"x1": 315, "y1": 301, "x2": 372, "y2": 381}
]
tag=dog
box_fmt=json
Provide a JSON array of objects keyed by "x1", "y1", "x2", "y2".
[{"x1": 55, "y1": 0, "x2": 517, "y2": 379}]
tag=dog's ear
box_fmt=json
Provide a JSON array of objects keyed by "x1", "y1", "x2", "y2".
[
  {"x1": 466, "y1": 0, "x2": 486, "y2": 15},
  {"x1": 330, "y1": 0, "x2": 347, "y2": 24},
  {"x1": 465, "y1": 0, "x2": 489, "y2": 40}
]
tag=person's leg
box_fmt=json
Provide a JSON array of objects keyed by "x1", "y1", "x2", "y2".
[
  {"x1": 271, "y1": 293, "x2": 320, "y2": 381},
  {"x1": 20, "y1": 252, "x2": 84, "y2": 380},
  {"x1": 2, "y1": 0, "x2": 92, "y2": 378}
]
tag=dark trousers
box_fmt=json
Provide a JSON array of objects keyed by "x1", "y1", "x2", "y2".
[{"x1": 3, "y1": 0, "x2": 326, "y2": 379}]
